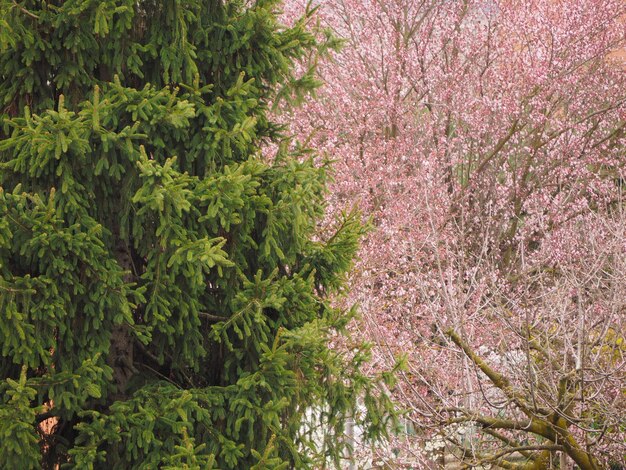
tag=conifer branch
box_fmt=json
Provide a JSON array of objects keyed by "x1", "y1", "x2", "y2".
[{"x1": 12, "y1": 0, "x2": 39, "y2": 19}]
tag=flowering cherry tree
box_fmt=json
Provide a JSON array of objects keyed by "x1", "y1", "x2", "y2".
[{"x1": 280, "y1": 0, "x2": 626, "y2": 467}]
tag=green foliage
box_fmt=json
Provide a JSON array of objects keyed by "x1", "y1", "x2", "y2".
[{"x1": 0, "y1": 0, "x2": 394, "y2": 468}]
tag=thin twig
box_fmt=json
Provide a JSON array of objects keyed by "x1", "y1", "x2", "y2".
[{"x1": 12, "y1": 0, "x2": 40, "y2": 19}]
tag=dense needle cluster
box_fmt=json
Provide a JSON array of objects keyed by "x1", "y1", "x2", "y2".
[{"x1": 0, "y1": 1, "x2": 394, "y2": 468}]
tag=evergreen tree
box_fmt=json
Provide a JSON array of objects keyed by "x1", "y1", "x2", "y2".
[{"x1": 0, "y1": 1, "x2": 394, "y2": 468}]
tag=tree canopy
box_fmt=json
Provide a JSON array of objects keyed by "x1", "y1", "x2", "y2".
[
  {"x1": 0, "y1": 0, "x2": 393, "y2": 468},
  {"x1": 282, "y1": 0, "x2": 626, "y2": 467}
]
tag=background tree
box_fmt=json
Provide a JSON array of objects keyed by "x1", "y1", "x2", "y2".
[
  {"x1": 0, "y1": 0, "x2": 395, "y2": 468},
  {"x1": 282, "y1": 0, "x2": 626, "y2": 467}
]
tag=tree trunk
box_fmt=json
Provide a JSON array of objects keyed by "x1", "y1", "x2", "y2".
[{"x1": 108, "y1": 239, "x2": 135, "y2": 402}]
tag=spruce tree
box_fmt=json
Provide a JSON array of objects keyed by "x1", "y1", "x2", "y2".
[{"x1": 0, "y1": 1, "x2": 394, "y2": 468}]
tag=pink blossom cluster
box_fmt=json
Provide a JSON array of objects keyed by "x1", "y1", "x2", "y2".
[{"x1": 279, "y1": 0, "x2": 625, "y2": 466}]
